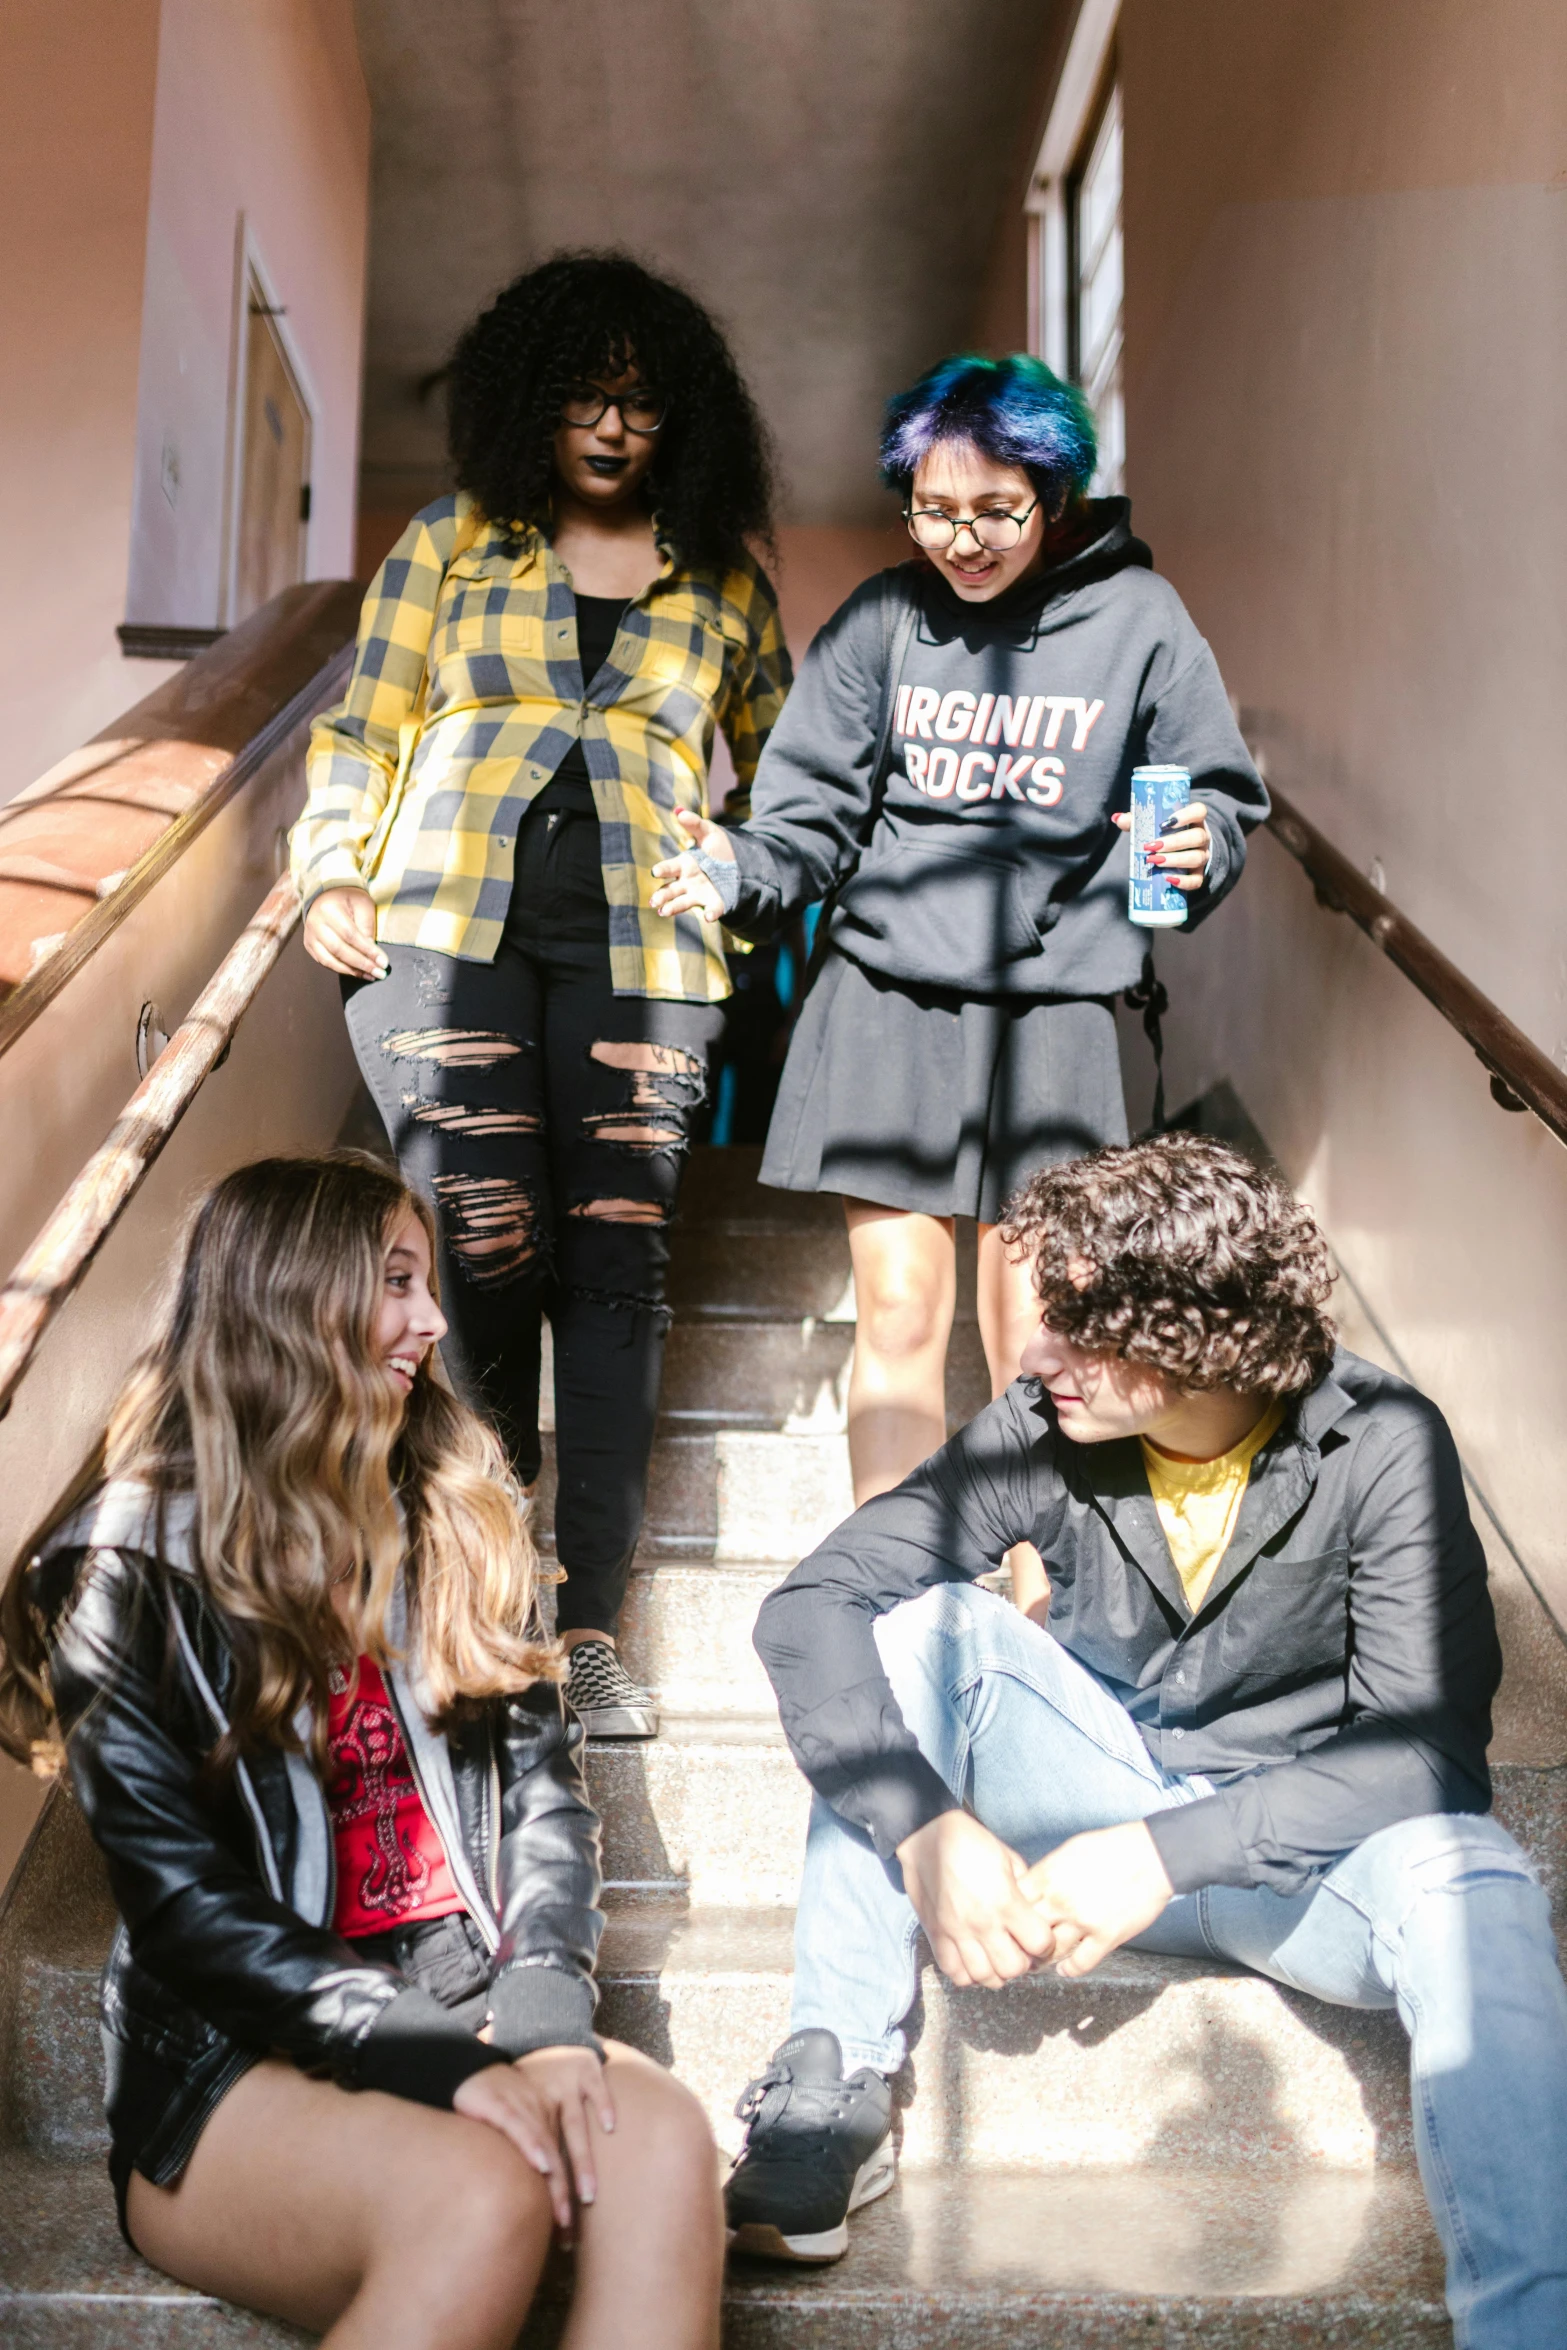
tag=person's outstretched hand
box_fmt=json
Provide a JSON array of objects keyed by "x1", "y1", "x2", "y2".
[
  {"x1": 1019, "y1": 1820, "x2": 1174, "y2": 1978},
  {"x1": 453, "y1": 2047, "x2": 615, "y2": 2234},
  {"x1": 302, "y1": 885, "x2": 388, "y2": 979},
  {"x1": 896, "y1": 1809, "x2": 1059, "y2": 1988},
  {"x1": 650, "y1": 807, "x2": 735, "y2": 923}
]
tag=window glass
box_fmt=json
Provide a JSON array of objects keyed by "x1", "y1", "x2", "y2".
[{"x1": 1070, "y1": 79, "x2": 1124, "y2": 495}]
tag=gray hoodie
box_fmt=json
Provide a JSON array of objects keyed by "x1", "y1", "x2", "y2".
[{"x1": 715, "y1": 500, "x2": 1269, "y2": 997}]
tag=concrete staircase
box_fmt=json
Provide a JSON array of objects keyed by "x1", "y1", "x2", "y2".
[{"x1": 2, "y1": 1144, "x2": 1565, "y2": 2346}]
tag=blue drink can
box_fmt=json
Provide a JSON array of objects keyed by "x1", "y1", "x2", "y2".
[{"x1": 1128, "y1": 765, "x2": 1191, "y2": 927}]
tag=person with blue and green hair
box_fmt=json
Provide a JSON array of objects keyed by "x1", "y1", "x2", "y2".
[{"x1": 653, "y1": 351, "x2": 1268, "y2": 1527}]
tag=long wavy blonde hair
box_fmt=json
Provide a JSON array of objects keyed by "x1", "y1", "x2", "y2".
[{"x1": 0, "y1": 1152, "x2": 557, "y2": 1772}]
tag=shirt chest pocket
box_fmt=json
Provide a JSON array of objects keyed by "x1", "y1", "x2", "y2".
[
  {"x1": 1215, "y1": 1548, "x2": 1351, "y2": 1688},
  {"x1": 435, "y1": 560, "x2": 550, "y2": 667},
  {"x1": 630, "y1": 628, "x2": 729, "y2": 718}
]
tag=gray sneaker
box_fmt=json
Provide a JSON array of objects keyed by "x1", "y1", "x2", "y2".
[{"x1": 564, "y1": 1639, "x2": 659, "y2": 1739}]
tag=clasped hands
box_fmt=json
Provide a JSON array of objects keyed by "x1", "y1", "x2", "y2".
[{"x1": 894, "y1": 1809, "x2": 1174, "y2": 1990}]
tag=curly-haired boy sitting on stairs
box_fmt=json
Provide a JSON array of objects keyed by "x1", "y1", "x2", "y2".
[{"x1": 725, "y1": 1132, "x2": 1567, "y2": 2350}]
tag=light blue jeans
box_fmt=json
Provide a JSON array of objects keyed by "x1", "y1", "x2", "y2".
[{"x1": 789, "y1": 1583, "x2": 1567, "y2": 2350}]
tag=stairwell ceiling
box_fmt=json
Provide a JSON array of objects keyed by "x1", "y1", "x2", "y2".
[{"x1": 355, "y1": 0, "x2": 1059, "y2": 527}]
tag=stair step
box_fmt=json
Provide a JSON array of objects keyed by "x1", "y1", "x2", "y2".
[
  {"x1": 587, "y1": 1716, "x2": 809, "y2": 1907},
  {"x1": 0, "y1": 2147, "x2": 1449, "y2": 2347},
  {"x1": 717, "y1": 2166, "x2": 1448, "y2": 2343},
  {"x1": 14, "y1": 1767, "x2": 1563, "y2": 2172},
  {"x1": 677, "y1": 1148, "x2": 843, "y2": 1229},
  {"x1": 709, "y1": 1432, "x2": 856, "y2": 1564},
  {"x1": 614, "y1": 1562, "x2": 781, "y2": 1716},
  {"x1": 534, "y1": 1428, "x2": 859, "y2": 1563},
  {"x1": 592, "y1": 1902, "x2": 1414, "y2": 2172},
  {"x1": 9, "y1": 1939, "x2": 108, "y2": 2159},
  {"x1": 661, "y1": 1314, "x2": 989, "y2": 1431},
  {"x1": 665, "y1": 1232, "x2": 982, "y2": 1335},
  {"x1": 533, "y1": 1372, "x2": 986, "y2": 1550},
  {"x1": 667, "y1": 1226, "x2": 858, "y2": 1321},
  {"x1": 0, "y1": 2149, "x2": 309, "y2": 2346},
  {"x1": 9, "y1": 1899, "x2": 1414, "y2": 2178},
  {"x1": 660, "y1": 1320, "x2": 856, "y2": 1429},
  {"x1": 614, "y1": 1557, "x2": 1009, "y2": 1718},
  {"x1": 535, "y1": 1428, "x2": 721, "y2": 1558}
]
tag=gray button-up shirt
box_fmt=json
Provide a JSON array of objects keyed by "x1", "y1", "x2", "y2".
[{"x1": 754, "y1": 1348, "x2": 1499, "y2": 1895}]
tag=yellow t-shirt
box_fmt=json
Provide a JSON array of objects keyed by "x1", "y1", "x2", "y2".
[{"x1": 1140, "y1": 1400, "x2": 1287, "y2": 1614}]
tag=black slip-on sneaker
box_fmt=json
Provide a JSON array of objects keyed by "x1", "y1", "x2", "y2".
[
  {"x1": 564, "y1": 1639, "x2": 659, "y2": 1739},
  {"x1": 725, "y1": 2028, "x2": 895, "y2": 2263}
]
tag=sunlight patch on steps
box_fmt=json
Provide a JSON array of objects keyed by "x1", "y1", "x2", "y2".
[
  {"x1": 898, "y1": 2167, "x2": 1384, "y2": 2299},
  {"x1": 714, "y1": 1429, "x2": 855, "y2": 1560},
  {"x1": 781, "y1": 1315, "x2": 853, "y2": 1432}
]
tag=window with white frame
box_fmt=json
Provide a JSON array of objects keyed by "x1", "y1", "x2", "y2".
[
  {"x1": 1027, "y1": 1, "x2": 1123, "y2": 493},
  {"x1": 1068, "y1": 77, "x2": 1123, "y2": 493}
]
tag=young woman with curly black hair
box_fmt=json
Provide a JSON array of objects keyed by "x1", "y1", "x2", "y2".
[{"x1": 293, "y1": 253, "x2": 791, "y2": 1739}]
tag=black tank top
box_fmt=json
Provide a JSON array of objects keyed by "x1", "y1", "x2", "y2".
[{"x1": 532, "y1": 594, "x2": 629, "y2": 816}]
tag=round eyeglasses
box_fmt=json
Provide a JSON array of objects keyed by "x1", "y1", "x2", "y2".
[
  {"x1": 560, "y1": 384, "x2": 669, "y2": 435},
  {"x1": 904, "y1": 499, "x2": 1040, "y2": 553}
]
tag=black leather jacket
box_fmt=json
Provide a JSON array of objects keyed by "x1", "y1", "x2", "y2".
[{"x1": 35, "y1": 1483, "x2": 604, "y2": 2191}]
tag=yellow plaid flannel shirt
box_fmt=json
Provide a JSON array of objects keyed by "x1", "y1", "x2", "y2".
[{"x1": 292, "y1": 493, "x2": 792, "y2": 1000}]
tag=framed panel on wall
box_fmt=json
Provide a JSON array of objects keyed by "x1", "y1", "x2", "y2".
[{"x1": 220, "y1": 221, "x2": 318, "y2": 626}]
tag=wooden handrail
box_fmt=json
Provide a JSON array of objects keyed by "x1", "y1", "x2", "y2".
[
  {"x1": 0, "y1": 874, "x2": 303, "y2": 1421},
  {"x1": 1267, "y1": 783, "x2": 1567, "y2": 1148},
  {"x1": 0, "y1": 580, "x2": 358, "y2": 1062}
]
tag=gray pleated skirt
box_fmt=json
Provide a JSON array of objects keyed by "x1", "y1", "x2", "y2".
[{"x1": 759, "y1": 949, "x2": 1129, "y2": 1223}]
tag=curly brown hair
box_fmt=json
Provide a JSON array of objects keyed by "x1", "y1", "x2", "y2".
[{"x1": 1000, "y1": 1132, "x2": 1336, "y2": 1399}]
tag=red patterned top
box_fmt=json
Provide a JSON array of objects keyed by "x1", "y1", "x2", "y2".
[{"x1": 325, "y1": 1657, "x2": 464, "y2": 1938}]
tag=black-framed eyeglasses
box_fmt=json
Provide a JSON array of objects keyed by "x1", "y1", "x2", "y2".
[
  {"x1": 904, "y1": 498, "x2": 1039, "y2": 552},
  {"x1": 560, "y1": 384, "x2": 669, "y2": 435}
]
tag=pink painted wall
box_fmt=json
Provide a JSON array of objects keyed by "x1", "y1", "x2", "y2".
[
  {"x1": 699, "y1": 524, "x2": 903, "y2": 813},
  {"x1": 1114, "y1": 0, "x2": 1567, "y2": 1628},
  {"x1": 0, "y1": 0, "x2": 165, "y2": 808},
  {"x1": 0, "y1": 705, "x2": 366, "y2": 1885},
  {"x1": 0, "y1": 0, "x2": 370, "y2": 810},
  {"x1": 773, "y1": 524, "x2": 906, "y2": 655},
  {"x1": 0, "y1": 0, "x2": 372, "y2": 1880},
  {"x1": 125, "y1": 0, "x2": 370, "y2": 629}
]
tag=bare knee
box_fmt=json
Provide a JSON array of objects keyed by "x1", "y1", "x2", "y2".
[
  {"x1": 600, "y1": 2053, "x2": 719, "y2": 2205},
  {"x1": 857, "y1": 1277, "x2": 949, "y2": 1362},
  {"x1": 377, "y1": 2125, "x2": 550, "y2": 2293}
]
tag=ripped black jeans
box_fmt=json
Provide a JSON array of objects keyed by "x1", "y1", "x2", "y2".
[{"x1": 343, "y1": 807, "x2": 717, "y2": 1634}]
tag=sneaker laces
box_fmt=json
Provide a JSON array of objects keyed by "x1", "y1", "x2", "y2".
[
  {"x1": 733, "y1": 2060, "x2": 864, "y2": 2140},
  {"x1": 734, "y1": 2062, "x2": 791, "y2": 2128}
]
